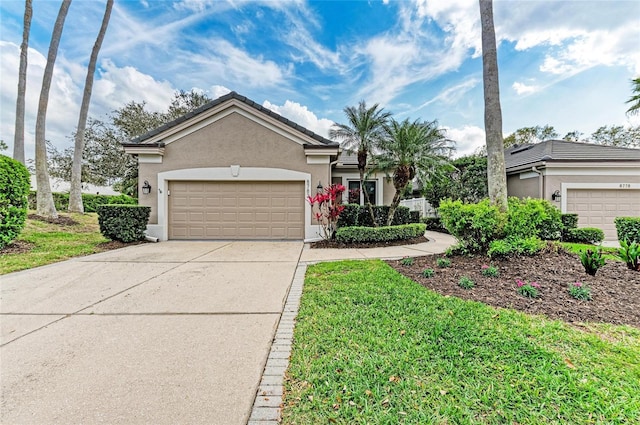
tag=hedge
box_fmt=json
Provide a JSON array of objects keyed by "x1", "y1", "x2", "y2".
[
  {"x1": 438, "y1": 199, "x2": 505, "y2": 253},
  {"x1": 421, "y1": 216, "x2": 450, "y2": 234},
  {"x1": 564, "y1": 227, "x2": 605, "y2": 244},
  {"x1": 0, "y1": 155, "x2": 31, "y2": 249},
  {"x1": 337, "y1": 204, "x2": 411, "y2": 227},
  {"x1": 28, "y1": 191, "x2": 137, "y2": 212},
  {"x1": 96, "y1": 204, "x2": 151, "y2": 243},
  {"x1": 614, "y1": 217, "x2": 640, "y2": 244},
  {"x1": 336, "y1": 223, "x2": 426, "y2": 244}
]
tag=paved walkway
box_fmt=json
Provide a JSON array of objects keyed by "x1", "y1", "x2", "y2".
[{"x1": 1, "y1": 232, "x2": 455, "y2": 425}]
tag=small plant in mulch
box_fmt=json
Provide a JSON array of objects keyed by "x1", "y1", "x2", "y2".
[
  {"x1": 437, "y1": 257, "x2": 451, "y2": 268},
  {"x1": 421, "y1": 268, "x2": 435, "y2": 278},
  {"x1": 480, "y1": 264, "x2": 499, "y2": 277},
  {"x1": 579, "y1": 248, "x2": 605, "y2": 276},
  {"x1": 617, "y1": 240, "x2": 640, "y2": 271},
  {"x1": 458, "y1": 276, "x2": 475, "y2": 289},
  {"x1": 516, "y1": 279, "x2": 540, "y2": 298},
  {"x1": 568, "y1": 281, "x2": 592, "y2": 301},
  {"x1": 401, "y1": 257, "x2": 415, "y2": 266}
]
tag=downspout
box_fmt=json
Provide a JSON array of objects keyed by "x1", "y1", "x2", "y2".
[{"x1": 531, "y1": 166, "x2": 543, "y2": 199}]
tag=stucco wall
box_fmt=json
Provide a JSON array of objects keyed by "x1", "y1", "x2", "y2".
[
  {"x1": 330, "y1": 170, "x2": 395, "y2": 205},
  {"x1": 507, "y1": 173, "x2": 540, "y2": 199},
  {"x1": 137, "y1": 112, "x2": 331, "y2": 225}
]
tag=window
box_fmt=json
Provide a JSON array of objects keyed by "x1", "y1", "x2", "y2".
[{"x1": 347, "y1": 180, "x2": 377, "y2": 205}]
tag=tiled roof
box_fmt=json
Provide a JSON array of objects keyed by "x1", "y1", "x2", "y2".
[
  {"x1": 129, "y1": 91, "x2": 337, "y2": 146},
  {"x1": 504, "y1": 139, "x2": 640, "y2": 170}
]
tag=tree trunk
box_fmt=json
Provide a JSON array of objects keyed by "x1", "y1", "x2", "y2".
[
  {"x1": 13, "y1": 0, "x2": 32, "y2": 165},
  {"x1": 35, "y1": 0, "x2": 72, "y2": 218},
  {"x1": 358, "y1": 149, "x2": 377, "y2": 227},
  {"x1": 69, "y1": 0, "x2": 113, "y2": 213},
  {"x1": 479, "y1": 0, "x2": 508, "y2": 211},
  {"x1": 386, "y1": 166, "x2": 411, "y2": 226}
]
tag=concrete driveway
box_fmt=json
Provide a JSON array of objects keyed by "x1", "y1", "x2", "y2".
[{"x1": 1, "y1": 241, "x2": 303, "y2": 425}]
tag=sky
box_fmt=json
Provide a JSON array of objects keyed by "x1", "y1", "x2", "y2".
[{"x1": 1, "y1": 0, "x2": 639, "y2": 160}]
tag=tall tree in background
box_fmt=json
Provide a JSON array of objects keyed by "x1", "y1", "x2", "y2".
[
  {"x1": 13, "y1": 0, "x2": 32, "y2": 165},
  {"x1": 330, "y1": 101, "x2": 391, "y2": 226},
  {"x1": 69, "y1": 0, "x2": 113, "y2": 213},
  {"x1": 34, "y1": 0, "x2": 71, "y2": 218},
  {"x1": 479, "y1": 0, "x2": 508, "y2": 211},
  {"x1": 503, "y1": 125, "x2": 559, "y2": 147},
  {"x1": 626, "y1": 77, "x2": 640, "y2": 116}
]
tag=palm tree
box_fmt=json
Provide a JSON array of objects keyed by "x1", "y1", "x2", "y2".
[
  {"x1": 69, "y1": 0, "x2": 113, "y2": 213},
  {"x1": 13, "y1": 0, "x2": 32, "y2": 165},
  {"x1": 374, "y1": 118, "x2": 454, "y2": 226},
  {"x1": 35, "y1": 0, "x2": 71, "y2": 218},
  {"x1": 479, "y1": 0, "x2": 508, "y2": 211},
  {"x1": 329, "y1": 101, "x2": 391, "y2": 226},
  {"x1": 626, "y1": 77, "x2": 640, "y2": 116}
]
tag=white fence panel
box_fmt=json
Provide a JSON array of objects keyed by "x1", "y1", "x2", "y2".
[{"x1": 399, "y1": 197, "x2": 436, "y2": 217}]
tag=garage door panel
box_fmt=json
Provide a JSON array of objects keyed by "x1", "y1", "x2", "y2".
[
  {"x1": 566, "y1": 188, "x2": 640, "y2": 241},
  {"x1": 169, "y1": 181, "x2": 304, "y2": 240}
]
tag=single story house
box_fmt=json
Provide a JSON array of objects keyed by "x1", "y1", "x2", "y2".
[
  {"x1": 123, "y1": 92, "x2": 393, "y2": 241},
  {"x1": 505, "y1": 140, "x2": 640, "y2": 241}
]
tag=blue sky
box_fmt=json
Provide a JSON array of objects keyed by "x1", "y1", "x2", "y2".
[{"x1": 1, "y1": 0, "x2": 639, "y2": 159}]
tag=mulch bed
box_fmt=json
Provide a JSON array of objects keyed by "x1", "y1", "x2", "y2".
[
  {"x1": 388, "y1": 247, "x2": 640, "y2": 329},
  {"x1": 311, "y1": 236, "x2": 428, "y2": 249},
  {"x1": 27, "y1": 213, "x2": 79, "y2": 226},
  {"x1": 0, "y1": 240, "x2": 36, "y2": 255},
  {"x1": 96, "y1": 240, "x2": 147, "y2": 250}
]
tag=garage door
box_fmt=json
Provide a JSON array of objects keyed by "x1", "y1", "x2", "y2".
[
  {"x1": 566, "y1": 189, "x2": 640, "y2": 241},
  {"x1": 169, "y1": 181, "x2": 305, "y2": 240}
]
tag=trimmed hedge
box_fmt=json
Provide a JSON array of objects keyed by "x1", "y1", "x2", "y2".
[
  {"x1": 615, "y1": 217, "x2": 640, "y2": 244},
  {"x1": 409, "y1": 210, "x2": 420, "y2": 224},
  {"x1": 564, "y1": 227, "x2": 605, "y2": 244},
  {"x1": 421, "y1": 216, "x2": 450, "y2": 234},
  {"x1": 337, "y1": 204, "x2": 411, "y2": 227},
  {"x1": 0, "y1": 155, "x2": 31, "y2": 249},
  {"x1": 336, "y1": 223, "x2": 426, "y2": 244},
  {"x1": 488, "y1": 236, "x2": 546, "y2": 258},
  {"x1": 438, "y1": 199, "x2": 505, "y2": 253},
  {"x1": 505, "y1": 197, "x2": 562, "y2": 241},
  {"x1": 97, "y1": 204, "x2": 151, "y2": 243},
  {"x1": 28, "y1": 191, "x2": 137, "y2": 213}
]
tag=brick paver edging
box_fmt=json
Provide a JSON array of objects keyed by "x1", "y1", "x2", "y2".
[{"x1": 248, "y1": 262, "x2": 307, "y2": 425}]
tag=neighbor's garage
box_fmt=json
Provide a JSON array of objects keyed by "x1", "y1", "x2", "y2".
[
  {"x1": 168, "y1": 181, "x2": 304, "y2": 240},
  {"x1": 566, "y1": 188, "x2": 640, "y2": 241}
]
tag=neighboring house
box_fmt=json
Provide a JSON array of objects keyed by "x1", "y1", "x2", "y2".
[
  {"x1": 505, "y1": 140, "x2": 640, "y2": 241},
  {"x1": 123, "y1": 91, "x2": 392, "y2": 241}
]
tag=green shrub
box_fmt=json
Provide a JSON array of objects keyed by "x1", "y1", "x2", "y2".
[
  {"x1": 614, "y1": 217, "x2": 640, "y2": 244},
  {"x1": 436, "y1": 257, "x2": 451, "y2": 268},
  {"x1": 409, "y1": 210, "x2": 420, "y2": 224},
  {"x1": 28, "y1": 191, "x2": 137, "y2": 212},
  {"x1": 565, "y1": 228, "x2": 605, "y2": 244},
  {"x1": 337, "y1": 204, "x2": 360, "y2": 227},
  {"x1": 421, "y1": 268, "x2": 435, "y2": 278},
  {"x1": 458, "y1": 276, "x2": 475, "y2": 289},
  {"x1": 568, "y1": 281, "x2": 592, "y2": 301},
  {"x1": 438, "y1": 199, "x2": 505, "y2": 253},
  {"x1": 481, "y1": 264, "x2": 499, "y2": 277},
  {"x1": 357, "y1": 205, "x2": 411, "y2": 227},
  {"x1": 335, "y1": 223, "x2": 426, "y2": 244},
  {"x1": 561, "y1": 213, "x2": 579, "y2": 230},
  {"x1": 488, "y1": 236, "x2": 545, "y2": 258},
  {"x1": 97, "y1": 204, "x2": 151, "y2": 243},
  {"x1": 579, "y1": 248, "x2": 605, "y2": 276},
  {"x1": 504, "y1": 197, "x2": 562, "y2": 240},
  {"x1": 400, "y1": 257, "x2": 414, "y2": 266},
  {"x1": 0, "y1": 155, "x2": 31, "y2": 249},
  {"x1": 421, "y1": 216, "x2": 449, "y2": 234},
  {"x1": 617, "y1": 240, "x2": 640, "y2": 271}
]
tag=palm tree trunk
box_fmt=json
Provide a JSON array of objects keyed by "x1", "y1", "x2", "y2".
[
  {"x1": 35, "y1": 0, "x2": 72, "y2": 218},
  {"x1": 69, "y1": 0, "x2": 113, "y2": 213},
  {"x1": 479, "y1": 0, "x2": 508, "y2": 211},
  {"x1": 13, "y1": 0, "x2": 32, "y2": 165},
  {"x1": 358, "y1": 149, "x2": 377, "y2": 227}
]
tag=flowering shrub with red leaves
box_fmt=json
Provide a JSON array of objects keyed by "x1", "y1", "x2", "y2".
[{"x1": 307, "y1": 184, "x2": 346, "y2": 240}]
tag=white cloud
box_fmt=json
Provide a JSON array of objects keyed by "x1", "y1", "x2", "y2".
[
  {"x1": 444, "y1": 125, "x2": 485, "y2": 158},
  {"x1": 262, "y1": 99, "x2": 333, "y2": 138},
  {"x1": 512, "y1": 82, "x2": 540, "y2": 96},
  {"x1": 418, "y1": 78, "x2": 479, "y2": 110},
  {"x1": 210, "y1": 85, "x2": 232, "y2": 99}
]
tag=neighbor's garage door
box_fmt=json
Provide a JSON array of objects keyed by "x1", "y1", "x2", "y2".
[
  {"x1": 566, "y1": 189, "x2": 640, "y2": 241},
  {"x1": 169, "y1": 181, "x2": 304, "y2": 240}
]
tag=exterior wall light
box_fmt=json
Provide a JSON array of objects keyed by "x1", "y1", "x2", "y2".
[
  {"x1": 551, "y1": 189, "x2": 561, "y2": 201},
  {"x1": 142, "y1": 180, "x2": 152, "y2": 195},
  {"x1": 317, "y1": 181, "x2": 323, "y2": 194}
]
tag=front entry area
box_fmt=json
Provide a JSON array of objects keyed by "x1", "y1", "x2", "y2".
[{"x1": 168, "y1": 181, "x2": 305, "y2": 240}]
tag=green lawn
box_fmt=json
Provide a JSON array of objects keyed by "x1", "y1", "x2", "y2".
[
  {"x1": 283, "y1": 260, "x2": 640, "y2": 424},
  {"x1": 559, "y1": 241, "x2": 620, "y2": 260},
  {"x1": 0, "y1": 213, "x2": 109, "y2": 275}
]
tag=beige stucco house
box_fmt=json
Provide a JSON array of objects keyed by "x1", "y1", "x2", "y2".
[
  {"x1": 123, "y1": 92, "x2": 393, "y2": 241},
  {"x1": 505, "y1": 140, "x2": 640, "y2": 241}
]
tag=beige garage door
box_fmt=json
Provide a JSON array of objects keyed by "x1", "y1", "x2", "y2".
[
  {"x1": 566, "y1": 189, "x2": 640, "y2": 241},
  {"x1": 169, "y1": 181, "x2": 305, "y2": 240}
]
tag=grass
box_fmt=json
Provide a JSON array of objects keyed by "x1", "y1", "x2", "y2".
[
  {"x1": 0, "y1": 212, "x2": 109, "y2": 275},
  {"x1": 283, "y1": 260, "x2": 640, "y2": 424},
  {"x1": 559, "y1": 242, "x2": 619, "y2": 260}
]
